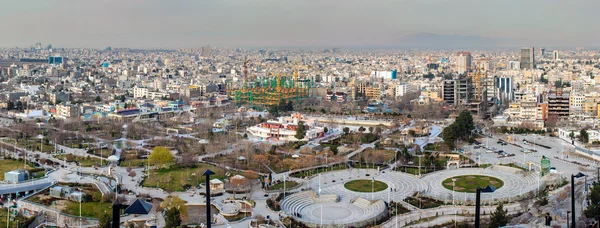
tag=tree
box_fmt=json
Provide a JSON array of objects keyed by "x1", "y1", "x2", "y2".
[
  {"x1": 442, "y1": 124, "x2": 458, "y2": 147},
  {"x1": 343, "y1": 127, "x2": 350, "y2": 135},
  {"x1": 97, "y1": 212, "x2": 112, "y2": 228},
  {"x1": 6, "y1": 101, "x2": 14, "y2": 110},
  {"x1": 161, "y1": 195, "x2": 187, "y2": 221},
  {"x1": 323, "y1": 127, "x2": 328, "y2": 133},
  {"x1": 580, "y1": 129, "x2": 589, "y2": 143},
  {"x1": 95, "y1": 95, "x2": 102, "y2": 102},
  {"x1": 584, "y1": 182, "x2": 600, "y2": 223},
  {"x1": 164, "y1": 207, "x2": 182, "y2": 228},
  {"x1": 554, "y1": 80, "x2": 563, "y2": 88},
  {"x1": 368, "y1": 126, "x2": 374, "y2": 133},
  {"x1": 295, "y1": 121, "x2": 306, "y2": 140},
  {"x1": 489, "y1": 203, "x2": 508, "y2": 228},
  {"x1": 358, "y1": 126, "x2": 366, "y2": 133},
  {"x1": 149, "y1": 146, "x2": 174, "y2": 169}
]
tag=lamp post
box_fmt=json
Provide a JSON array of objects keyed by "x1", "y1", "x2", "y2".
[
  {"x1": 567, "y1": 211, "x2": 570, "y2": 228},
  {"x1": 452, "y1": 178, "x2": 456, "y2": 228},
  {"x1": 475, "y1": 185, "x2": 496, "y2": 228},
  {"x1": 203, "y1": 169, "x2": 216, "y2": 228},
  {"x1": 371, "y1": 177, "x2": 374, "y2": 200},
  {"x1": 571, "y1": 172, "x2": 586, "y2": 228}
]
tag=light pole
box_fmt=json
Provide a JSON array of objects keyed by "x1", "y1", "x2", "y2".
[
  {"x1": 204, "y1": 169, "x2": 216, "y2": 228},
  {"x1": 475, "y1": 185, "x2": 496, "y2": 228},
  {"x1": 567, "y1": 211, "x2": 571, "y2": 228},
  {"x1": 571, "y1": 172, "x2": 586, "y2": 228},
  {"x1": 452, "y1": 178, "x2": 456, "y2": 227},
  {"x1": 371, "y1": 177, "x2": 374, "y2": 200}
]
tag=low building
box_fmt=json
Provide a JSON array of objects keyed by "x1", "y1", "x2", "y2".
[
  {"x1": 246, "y1": 113, "x2": 325, "y2": 141},
  {"x1": 4, "y1": 170, "x2": 28, "y2": 183}
]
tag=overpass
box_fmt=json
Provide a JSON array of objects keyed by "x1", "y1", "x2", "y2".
[{"x1": 0, "y1": 178, "x2": 53, "y2": 196}]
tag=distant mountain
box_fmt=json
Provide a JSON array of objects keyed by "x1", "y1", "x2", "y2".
[{"x1": 394, "y1": 33, "x2": 520, "y2": 49}]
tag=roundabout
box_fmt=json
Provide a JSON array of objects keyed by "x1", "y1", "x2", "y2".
[
  {"x1": 344, "y1": 179, "x2": 388, "y2": 192},
  {"x1": 441, "y1": 175, "x2": 504, "y2": 193}
]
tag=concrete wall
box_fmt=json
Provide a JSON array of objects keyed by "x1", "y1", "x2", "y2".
[{"x1": 18, "y1": 200, "x2": 99, "y2": 227}]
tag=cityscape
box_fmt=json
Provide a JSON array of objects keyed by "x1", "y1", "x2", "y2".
[{"x1": 1, "y1": 1, "x2": 600, "y2": 228}]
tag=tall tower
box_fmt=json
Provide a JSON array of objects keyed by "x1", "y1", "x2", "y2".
[
  {"x1": 520, "y1": 47, "x2": 535, "y2": 70},
  {"x1": 456, "y1": 52, "x2": 472, "y2": 75},
  {"x1": 553, "y1": 50, "x2": 559, "y2": 61}
]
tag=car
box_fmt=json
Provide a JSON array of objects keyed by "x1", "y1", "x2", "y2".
[
  {"x1": 474, "y1": 145, "x2": 481, "y2": 149},
  {"x1": 501, "y1": 142, "x2": 507, "y2": 146},
  {"x1": 486, "y1": 150, "x2": 493, "y2": 153}
]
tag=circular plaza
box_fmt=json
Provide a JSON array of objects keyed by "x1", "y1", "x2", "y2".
[{"x1": 282, "y1": 166, "x2": 542, "y2": 226}]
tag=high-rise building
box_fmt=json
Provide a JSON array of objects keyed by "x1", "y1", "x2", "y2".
[
  {"x1": 48, "y1": 56, "x2": 63, "y2": 65},
  {"x1": 456, "y1": 52, "x2": 472, "y2": 75},
  {"x1": 553, "y1": 50, "x2": 559, "y2": 61},
  {"x1": 540, "y1": 48, "x2": 546, "y2": 57},
  {"x1": 201, "y1": 45, "x2": 211, "y2": 58},
  {"x1": 520, "y1": 47, "x2": 535, "y2": 70},
  {"x1": 496, "y1": 77, "x2": 514, "y2": 102}
]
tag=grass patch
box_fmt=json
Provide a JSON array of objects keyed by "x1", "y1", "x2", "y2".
[
  {"x1": 63, "y1": 201, "x2": 113, "y2": 218},
  {"x1": 499, "y1": 163, "x2": 527, "y2": 171},
  {"x1": 442, "y1": 175, "x2": 504, "y2": 193},
  {"x1": 0, "y1": 159, "x2": 42, "y2": 181},
  {"x1": 267, "y1": 181, "x2": 299, "y2": 191},
  {"x1": 405, "y1": 196, "x2": 443, "y2": 209},
  {"x1": 141, "y1": 163, "x2": 228, "y2": 192},
  {"x1": 344, "y1": 180, "x2": 388, "y2": 192},
  {"x1": 54, "y1": 154, "x2": 104, "y2": 167}
]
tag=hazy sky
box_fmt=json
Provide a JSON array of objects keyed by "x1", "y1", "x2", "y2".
[{"x1": 1, "y1": 0, "x2": 598, "y2": 48}]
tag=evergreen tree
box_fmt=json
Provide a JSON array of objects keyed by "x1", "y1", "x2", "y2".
[
  {"x1": 323, "y1": 127, "x2": 328, "y2": 133},
  {"x1": 580, "y1": 129, "x2": 589, "y2": 143},
  {"x1": 164, "y1": 207, "x2": 182, "y2": 228},
  {"x1": 489, "y1": 203, "x2": 508, "y2": 228},
  {"x1": 343, "y1": 127, "x2": 350, "y2": 134},
  {"x1": 295, "y1": 121, "x2": 306, "y2": 139},
  {"x1": 97, "y1": 212, "x2": 112, "y2": 228},
  {"x1": 95, "y1": 95, "x2": 102, "y2": 102},
  {"x1": 584, "y1": 182, "x2": 600, "y2": 223}
]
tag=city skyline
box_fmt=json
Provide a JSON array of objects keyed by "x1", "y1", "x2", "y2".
[{"x1": 1, "y1": 0, "x2": 599, "y2": 49}]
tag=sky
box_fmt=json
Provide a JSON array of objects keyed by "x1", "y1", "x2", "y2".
[{"x1": 0, "y1": 0, "x2": 598, "y2": 49}]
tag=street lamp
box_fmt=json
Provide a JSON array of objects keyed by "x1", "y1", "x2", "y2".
[
  {"x1": 452, "y1": 178, "x2": 456, "y2": 227},
  {"x1": 475, "y1": 185, "x2": 496, "y2": 228},
  {"x1": 567, "y1": 211, "x2": 571, "y2": 228},
  {"x1": 203, "y1": 169, "x2": 216, "y2": 228},
  {"x1": 571, "y1": 172, "x2": 586, "y2": 228}
]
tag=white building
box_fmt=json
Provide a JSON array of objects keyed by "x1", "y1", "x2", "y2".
[
  {"x1": 395, "y1": 84, "x2": 410, "y2": 97},
  {"x1": 246, "y1": 114, "x2": 325, "y2": 141},
  {"x1": 456, "y1": 52, "x2": 472, "y2": 75}
]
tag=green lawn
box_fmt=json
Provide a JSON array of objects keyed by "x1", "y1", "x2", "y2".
[
  {"x1": 442, "y1": 175, "x2": 504, "y2": 193},
  {"x1": 54, "y1": 154, "x2": 104, "y2": 167},
  {"x1": 63, "y1": 201, "x2": 112, "y2": 219},
  {"x1": 141, "y1": 164, "x2": 228, "y2": 192},
  {"x1": 291, "y1": 164, "x2": 349, "y2": 178},
  {"x1": 499, "y1": 163, "x2": 527, "y2": 171},
  {"x1": 0, "y1": 159, "x2": 41, "y2": 181},
  {"x1": 0, "y1": 159, "x2": 25, "y2": 181},
  {"x1": 0, "y1": 208, "x2": 31, "y2": 228},
  {"x1": 344, "y1": 180, "x2": 388, "y2": 192},
  {"x1": 405, "y1": 196, "x2": 443, "y2": 209},
  {"x1": 121, "y1": 159, "x2": 147, "y2": 168},
  {"x1": 268, "y1": 181, "x2": 299, "y2": 191}
]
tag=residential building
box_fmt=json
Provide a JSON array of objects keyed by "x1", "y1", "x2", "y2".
[
  {"x1": 456, "y1": 52, "x2": 472, "y2": 75},
  {"x1": 520, "y1": 47, "x2": 535, "y2": 70},
  {"x1": 548, "y1": 91, "x2": 570, "y2": 119},
  {"x1": 56, "y1": 103, "x2": 80, "y2": 118}
]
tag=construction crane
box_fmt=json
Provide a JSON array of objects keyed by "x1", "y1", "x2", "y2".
[
  {"x1": 471, "y1": 62, "x2": 485, "y2": 102},
  {"x1": 243, "y1": 58, "x2": 250, "y2": 89}
]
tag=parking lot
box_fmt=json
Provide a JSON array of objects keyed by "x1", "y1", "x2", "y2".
[{"x1": 462, "y1": 133, "x2": 599, "y2": 177}]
